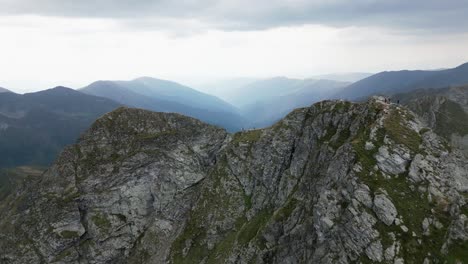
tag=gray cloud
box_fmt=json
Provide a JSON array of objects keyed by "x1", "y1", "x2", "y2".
[{"x1": 1, "y1": 0, "x2": 468, "y2": 32}]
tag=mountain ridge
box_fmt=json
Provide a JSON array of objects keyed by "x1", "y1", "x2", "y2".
[
  {"x1": 393, "y1": 84, "x2": 468, "y2": 157},
  {"x1": 337, "y1": 62, "x2": 468, "y2": 99},
  {"x1": 0, "y1": 86, "x2": 121, "y2": 167},
  {"x1": 0, "y1": 87, "x2": 12, "y2": 93},
  {"x1": 240, "y1": 79, "x2": 349, "y2": 127},
  {"x1": 80, "y1": 77, "x2": 245, "y2": 132},
  {"x1": 1, "y1": 98, "x2": 466, "y2": 263}
]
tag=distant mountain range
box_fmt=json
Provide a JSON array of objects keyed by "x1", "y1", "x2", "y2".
[
  {"x1": 0, "y1": 87, "x2": 121, "y2": 167},
  {"x1": 309, "y1": 72, "x2": 373, "y2": 82},
  {"x1": 194, "y1": 78, "x2": 259, "y2": 102},
  {"x1": 337, "y1": 62, "x2": 468, "y2": 99},
  {"x1": 207, "y1": 77, "x2": 306, "y2": 108},
  {"x1": 239, "y1": 79, "x2": 349, "y2": 127},
  {"x1": 80, "y1": 77, "x2": 245, "y2": 132},
  {"x1": 199, "y1": 73, "x2": 372, "y2": 103},
  {"x1": 206, "y1": 77, "x2": 349, "y2": 127},
  {"x1": 0, "y1": 87, "x2": 12, "y2": 93},
  {"x1": 1, "y1": 62, "x2": 468, "y2": 168}
]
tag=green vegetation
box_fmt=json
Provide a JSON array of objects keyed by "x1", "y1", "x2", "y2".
[
  {"x1": 237, "y1": 209, "x2": 273, "y2": 245},
  {"x1": 271, "y1": 119, "x2": 292, "y2": 132},
  {"x1": 351, "y1": 107, "x2": 466, "y2": 263},
  {"x1": 91, "y1": 213, "x2": 112, "y2": 230},
  {"x1": 109, "y1": 152, "x2": 121, "y2": 162},
  {"x1": 273, "y1": 198, "x2": 298, "y2": 222},
  {"x1": 317, "y1": 102, "x2": 354, "y2": 149},
  {"x1": 446, "y1": 240, "x2": 468, "y2": 264},
  {"x1": 419, "y1": 127, "x2": 430, "y2": 135},
  {"x1": 136, "y1": 129, "x2": 178, "y2": 141},
  {"x1": 171, "y1": 155, "x2": 302, "y2": 264},
  {"x1": 81, "y1": 146, "x2": 101, "y2": 170},
  {"x1": 171, "y1": 194, "x2": 299, "y2": 264},
  {"x1": 359, "y1": 254, "x2": 376, "y2": 264},
  {"x1": 352, "y1": 128, "x2": 384, "y2": 179},
  {"x1": 243, "y1": 194, "x2": 253, "y2": 210},
  {"x1": 368, "y1": 174, "x2": 452, "y2": 262},
  {"x1": 384, "y1": 108, "x2": 422, "y2": 153},
  {"x1": 373, "y1": 221, "x2": 396, "y2": 249},
  {"x1": 172, "y1": 206, "x2": 277, "y2": 264},
  {"x1": 320, "y1": 126, "x2": 337, "y2": 144},
  {"x1": 61, "y1": 191, "x2": 80, "y2": 204},
  {"x1": 330, "y1": 128, "x2": 351, "y2": 149},
  {"x1": 171, "y1": 162, "x2": 238, "y2": 264},
  {"x1": 60, "y1": 230, "x2": 80, "y2": 239},
  {"x1": 52, "y1": 249, "x2": 72, "y2": 262},
  {"x1": 171, "y1": 210, "x2": 209, "y2": 264},
  {"x1": 0, "y1": 166, "x2": 44, "y2": 201},
  {"x1": 231, "y1": 130, "x2": 262, "y2": 145},
  {"x1": 332, "y1": 101, "x2": 352, "y2": 112},
  {"x1": 114, "y1": 213, "x2": 127, "y2": 222},
  {"x1": 205, "y1": 228, "x2": 239, "y2": 263}
]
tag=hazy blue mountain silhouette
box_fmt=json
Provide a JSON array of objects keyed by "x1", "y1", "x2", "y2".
[
  {"x1": 0, "y1": 87, "x2": 121, "y2": 167},
  {"x1": 239, "y1": 78, "x2": 349, "y2": 127},
  {"x1": 0, "y1": 87, "x2": 12, "y2": 93},
  {"x1": 81, "y1": 77, "x2": 245, "y2": 131},
  {"x1": 337, "y1": 62, "x2": 468, "y2": 99}
]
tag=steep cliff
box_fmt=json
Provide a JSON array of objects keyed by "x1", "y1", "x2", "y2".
[{"x1": 1, "y1": 98, "x2": 467, "y2": 264}]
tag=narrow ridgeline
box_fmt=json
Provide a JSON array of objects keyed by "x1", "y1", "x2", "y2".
[{"x1": 1, "y1": 98, "x2": 467, "y2": 264}]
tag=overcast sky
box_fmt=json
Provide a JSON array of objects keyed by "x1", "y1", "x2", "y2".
[{"x1": 1, "y1": 0, "x2": 468, "y2": 93}]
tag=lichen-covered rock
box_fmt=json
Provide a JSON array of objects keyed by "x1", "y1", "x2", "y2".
[
  {"x1": 373, "y1": 193, "x2": 398, "y2": 226},
  {"x1": 375, "y1": 146, "x2": 409, "y2": 175},
  {"x1": 1, "y1": 99, "x2": 467, "y2": 264},
  {"x1": 365, "y1": 240, "x2": 383, "y2": 262}
]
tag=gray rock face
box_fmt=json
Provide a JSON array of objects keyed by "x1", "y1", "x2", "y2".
[
  {"x1": 365, "y1": 240, "x2": 383, "y2": 262},
  {"x1": 375, "y1": 146, "x2": 409, "y2": 175},
  {"x1": 0, "y1": 108, "x2": 229, "y2": 264},
  {"x1": 401, "y1": 85, "x2": 468, "y2": 157},
  {"x1": 1, "y1": 99, "x2": 467, "y2": 264},
  {"x1": 373, "y1": 194, "x2": 398, "y2": 226}
]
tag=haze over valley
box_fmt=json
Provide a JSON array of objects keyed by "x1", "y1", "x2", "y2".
[
  {"x1": 1, "y1": 1, "x2": 468, "y2": 263},
  {"x1": 2, "y1": 60, "x2": 468, "y2": 168}
]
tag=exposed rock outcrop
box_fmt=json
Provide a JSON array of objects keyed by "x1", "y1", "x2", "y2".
[
  {"x1": 1, "y1": 98, "x2": 467, "y2": 264},
  {"x1": 396, "y1": 85, "x2": 468, "y2": 157}
]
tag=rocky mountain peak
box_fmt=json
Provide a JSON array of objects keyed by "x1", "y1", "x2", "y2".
[{"x1": 0, "y1": 99, "x2": 467, "y2": 263}]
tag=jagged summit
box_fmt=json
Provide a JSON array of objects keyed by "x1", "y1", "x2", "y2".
[
  {"x1": 0, "y1": 99, "x2": 467, "y2": 263},
  {"x1": 86, "y1": 106, "x2": 226, "y2": 139}
]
